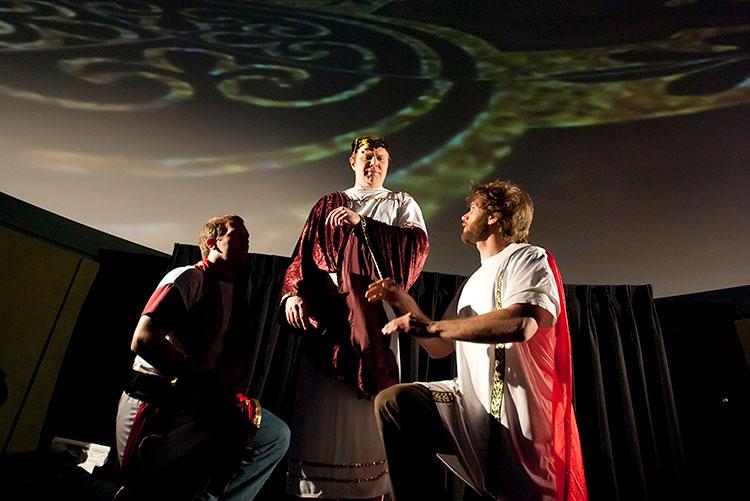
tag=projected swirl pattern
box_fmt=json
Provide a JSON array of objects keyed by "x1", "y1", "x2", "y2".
[{"x1": 1, "y1": 0, "x2": 748, "y2": 217}]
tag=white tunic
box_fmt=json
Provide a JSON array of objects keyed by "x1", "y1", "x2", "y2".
[
  {"x1": 423, "y1": 243, "x2": 561, "y2": 500},
  {"x1": 287, "y1": 187, "x2": 426, "y2": 498},
  {"x1": 342, "y1": 187, "x2": 427, "y2": 233}
]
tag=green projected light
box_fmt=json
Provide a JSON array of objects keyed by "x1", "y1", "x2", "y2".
[{"x1": 0, "y1": 0, "x2": 748, "y2": 219}]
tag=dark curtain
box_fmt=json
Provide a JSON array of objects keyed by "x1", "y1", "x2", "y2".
[
  {"x1": 172, "y1": 245, "x2": 685, "y2": 500},
  {"x1": 565, "y1": 285, "x2": 686, "y2": 501},
  {"x1": 655, "y1": 299, "x2": 749, "y2": 500}
]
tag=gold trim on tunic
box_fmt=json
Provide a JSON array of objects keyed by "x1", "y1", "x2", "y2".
[
  {"x1": 490, "y1": 268, "x2": 507, "y2": 422},
  {"x1": 430, "y1": 390, "x2": 456, "y2": 403}
]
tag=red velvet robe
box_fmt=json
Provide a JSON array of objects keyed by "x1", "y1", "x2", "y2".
[{"x1": 281, "y1": 192, "x2": 429, "y2": 397}]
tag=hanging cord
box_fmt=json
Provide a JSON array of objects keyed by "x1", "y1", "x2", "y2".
[
  {"x1": 360, "y1": 217, "x2": 397, "y2": 320},
  {"x1": 360, "y1": 216, "x2": 384, "y2": 280}
]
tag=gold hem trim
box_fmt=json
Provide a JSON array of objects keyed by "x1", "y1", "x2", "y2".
[
  {"x1": 289, "y1": 457, "x2": 386, "y2": 469},
  {"x1": 287, "y1": 469, "x2": 389, "y2": 484}
]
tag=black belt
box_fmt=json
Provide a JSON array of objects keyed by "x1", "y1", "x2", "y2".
[{"x1": 125, "y1": 370, "x2": 176, "y2": 403}]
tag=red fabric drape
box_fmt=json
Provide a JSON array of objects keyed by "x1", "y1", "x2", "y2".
[
  {"x1": 282, "y1": 193, "x2": 429, "y2": 396},
  {"x1": 547, "y1": 252, "x2": 588, "y2": 501},
  {"x1": 120, "y1": 402, "x2": 155, "y2": 474},
  {"x1": 281, "y1": 193, "x2": 351, "y2": 296}
]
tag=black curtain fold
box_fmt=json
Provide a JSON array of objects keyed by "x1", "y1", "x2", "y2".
[
  {"x1": 172, "y1": 245, "x2": 685, "y2": 500},
  {"x1": 565, "y1": 285, "x2": 686, "y2": 500}
]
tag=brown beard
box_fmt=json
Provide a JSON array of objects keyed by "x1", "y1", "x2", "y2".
[{"x1": 461, "y1": 213, "x2": 491, "y2": 244}]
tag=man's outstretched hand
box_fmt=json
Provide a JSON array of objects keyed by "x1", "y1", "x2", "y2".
[
  {"x1": 382, "y1": 312, "x2": 434, "y2": 338},
  {"x1": 366, "y1": 278, "x2": 408, "y2": 307}
]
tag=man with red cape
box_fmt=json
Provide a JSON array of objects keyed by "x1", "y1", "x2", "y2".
[{"x1": 369, "y1": 180, "x2": 587, "y2": 501}]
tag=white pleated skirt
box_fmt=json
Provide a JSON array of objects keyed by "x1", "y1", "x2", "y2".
[{"x1": 286, "y1": 352, "x2": 391, "y2": 498}]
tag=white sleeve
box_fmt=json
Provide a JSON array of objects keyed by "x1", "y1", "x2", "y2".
[
  {"x1": 396, "y1": 192, "x2": 427, "y2": 233},
  {"x1": 501, "y1": 246, "x2": 560, "y2": 320},
  {"x1": 159, "y1": 266, "x2": 204, "y2": 310}
]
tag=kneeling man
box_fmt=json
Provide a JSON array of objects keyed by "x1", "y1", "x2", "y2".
[
  {"x1": 116, "y1": 214, "x2": 289, "y2": 500},
  {"x1": 367, "y1": 181, "x2": 587, "y2": 501}
]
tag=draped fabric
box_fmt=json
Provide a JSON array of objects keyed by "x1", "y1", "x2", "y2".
[
  {"x1": 281, "y1": 193, "x2": 350, "y2": 298},
  {"x1": 279, "y1": 193, "x2": 429, "y2": 396},
  {"x1": 170, "y1": 246, "x2": 685, "y2": 501},
  {"x1": 564, "y1": 284, "x2": 686, "y2": 501},
  {"x1": 546, "y1": 253, "x2": 587, "y2": 501}
]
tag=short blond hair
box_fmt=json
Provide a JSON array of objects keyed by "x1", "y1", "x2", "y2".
[
  {"x1": 468, "y1": 180, "x2": 533, "y2": 243},
  {"x1": 198, "y1": 214, "x2": 244, "y2": 258}
]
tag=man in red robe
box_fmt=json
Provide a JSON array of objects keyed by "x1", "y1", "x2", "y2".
[{"x1": 282, "y1": 136, "x2": 429, "y2": 499}]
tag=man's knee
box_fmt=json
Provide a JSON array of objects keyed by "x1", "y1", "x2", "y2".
[
  {"x1": 375, "y1": 383, "x2": 407, "y2": 418},
  {"x1": 260, "y1": 410, "x2": 290, "y2": 455},
  {"x1": 275, "y1": 419, "x2": 291, "y2": 452},
  {"x1": 374, "y1": 383, "x2": 429, "y2": 426}
]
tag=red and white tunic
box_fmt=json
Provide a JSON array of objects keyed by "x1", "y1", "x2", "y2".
[{"x1": 116, "y1": 261, "x2": 240, "y2": 462}]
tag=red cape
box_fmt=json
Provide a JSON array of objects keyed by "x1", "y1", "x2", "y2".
[{"x1": 547, "y1": 252, "x2": 588, "y2": 501}]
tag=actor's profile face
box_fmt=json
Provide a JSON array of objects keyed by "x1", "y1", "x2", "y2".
[
  {"x1": 461, "y1": 200, "x2": 492, "y2": 244},
  {"x1": 350, "y1": 146, "x2": 389, "y2": 188},
  {"x1": 215, "y1": 222, "x2": 249, "y2": 266}
]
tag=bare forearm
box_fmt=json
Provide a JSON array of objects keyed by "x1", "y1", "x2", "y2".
[
  {"x1": 131, "y1": 316, "x2": 198, "y2": 377},
  {"x1": 425, "y1": 311, "x2": 538, "y2": 344},
  {"x1": 391, "y1": 294, "x2": 454, "y2": 356},
  {"x1": 134, "y1": 337, "x2": 198, "y2": 377}
]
